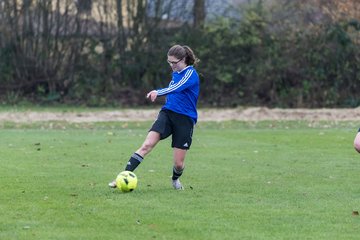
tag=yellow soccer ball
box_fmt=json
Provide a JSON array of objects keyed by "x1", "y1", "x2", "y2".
[{"x1": 116, "y1": 171, "x2": 138, "y2": 192}]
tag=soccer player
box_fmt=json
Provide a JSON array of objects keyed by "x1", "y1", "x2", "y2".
[
  {"x1": 354, "y1": 129, "x2": 360, "y2": 153},
  {"x1": 109, "y1": 45, "x2": 200, "y2": 190}
]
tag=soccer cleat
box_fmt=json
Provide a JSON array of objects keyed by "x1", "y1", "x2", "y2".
[
  {"x1": 108, "y1": 180, "x2": 117, "y2": 188},
  {"x1": 172, "y1": 179, "x2": 184, "y2": 190}
]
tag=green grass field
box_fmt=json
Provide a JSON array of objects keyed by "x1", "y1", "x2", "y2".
[{"x1": 1, "y1": 120, "x2": 360, "y2": 239}]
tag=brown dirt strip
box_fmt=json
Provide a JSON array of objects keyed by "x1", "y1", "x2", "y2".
[{"x1": 1, "y1": 107, "x2": 360, "y2": 123}]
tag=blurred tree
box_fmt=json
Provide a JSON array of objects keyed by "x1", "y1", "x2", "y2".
[{"x1": 193, "y1": 0, "x2": 205, "y2": 29}]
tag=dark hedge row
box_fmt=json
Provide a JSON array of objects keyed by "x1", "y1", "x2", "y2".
[{"x1": 0, "y1": 1, "x2": 359, "y2": 107}]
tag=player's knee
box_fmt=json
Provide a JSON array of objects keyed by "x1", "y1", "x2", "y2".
[
  {"x1": 354, "y1": 141, "x2": 360, "y2": 153},
  {"x1": 174, "y1": 161, "x2": 184, "y2": 170}
]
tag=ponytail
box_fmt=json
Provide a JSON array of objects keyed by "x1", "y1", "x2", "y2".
[{"x1": 182, "y1": 45, "x2": 200, "y2": 66}]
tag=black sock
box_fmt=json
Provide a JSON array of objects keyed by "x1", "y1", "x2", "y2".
[
  {"x1": 172, "y1": 166, "x2": 184, "y2": 180},
  {"x1": 125, "y1": 153, "x2": 143, "y2": 171}
]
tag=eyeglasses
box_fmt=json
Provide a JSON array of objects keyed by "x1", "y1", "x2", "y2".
[{"x1": 167, "y1": 58, "x2": 183, "y2": 65}]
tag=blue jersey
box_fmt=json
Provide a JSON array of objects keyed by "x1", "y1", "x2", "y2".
[{"x1": 156, "y1": 66, "x2": 200, "y2": 123}]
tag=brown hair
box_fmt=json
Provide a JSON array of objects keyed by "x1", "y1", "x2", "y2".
[{"x1": 167, "y1": 45, "x2": 199, "y2": 66}]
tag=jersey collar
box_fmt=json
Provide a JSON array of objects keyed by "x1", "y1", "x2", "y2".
[{"x1": 177, "y1": 65, "x2": 192, "y2": 74}]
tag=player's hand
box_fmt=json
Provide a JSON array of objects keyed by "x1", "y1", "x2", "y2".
[{"x1": 146, "y1": 90, "x2": 158, "y2": 102}]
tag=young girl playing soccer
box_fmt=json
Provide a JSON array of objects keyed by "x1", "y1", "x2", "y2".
[{"x1": 109, "y1": 45, "x2": 200, "y2": 190}]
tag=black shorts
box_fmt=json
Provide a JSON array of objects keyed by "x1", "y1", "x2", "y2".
[{"x1": 149, "y1": 109, "x2": 194, "y2": 150}]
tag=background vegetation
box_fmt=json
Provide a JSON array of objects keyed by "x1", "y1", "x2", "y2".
[{"x1": 0, "y1": 0, "x2": 359, "y2": 108}]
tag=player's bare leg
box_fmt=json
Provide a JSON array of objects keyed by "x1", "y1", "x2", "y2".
[{"x1": 135, "y1": 131, "x2": 161, "y2": 157}]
